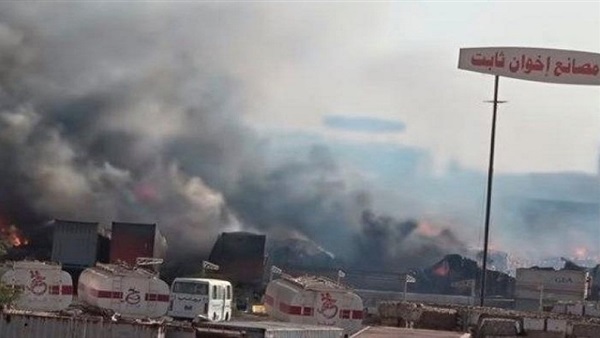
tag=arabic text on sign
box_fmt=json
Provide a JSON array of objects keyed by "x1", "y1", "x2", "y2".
[{"x1": 470, "y1": 53, "x2": 599, "y2": 77}]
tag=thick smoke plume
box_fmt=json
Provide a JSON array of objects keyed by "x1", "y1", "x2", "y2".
[
  {"x1": 1, "y1": 3, "x2": 596, "y2": 273},
  {"x1": 354, "y1": 211, "x2": 465, "y2": 271},
  {"x1": 0, "y1": 3, "x2": 462, "y2": 270}
]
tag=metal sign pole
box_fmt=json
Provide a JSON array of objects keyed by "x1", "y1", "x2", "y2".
[
  {"x1": 402, "y1": 275, "x2": 415, "y2": 302},
  {"x1": 480, "y1": 75, "x2": 500, "y2": 307},
  {"x1": 539, "y1": 285, "x2": 544, "y2": 312},
  {"x1": 471, "y1": 281, "x2": 476, "y2": 306}
]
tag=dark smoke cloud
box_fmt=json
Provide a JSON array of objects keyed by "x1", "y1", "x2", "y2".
[
  {"x1": 0, "y1": 2, "x2": 465, "y2": 273},
  {"x1": 0, "y1": 3, "x2": 441, "y2": 267},
  {"x1": 2, "y1": 3, "x2": 593, "y2": 273},
  {"x1": 354, "y1": 210, "x2": 465, "y2": 270},
  {"x1": 0, "y1": 3, "x2": 253, "y2": 251}
]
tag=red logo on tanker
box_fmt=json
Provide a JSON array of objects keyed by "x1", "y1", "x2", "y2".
[
  {"x1": 125, "y1": 288, "x2": 141, "y2": 305},
  {"x1": 27, "y1": 270, "x2": 47, "y2": 296},
  {"x1": 317, "y1": 292, "x2": 338, "y2": 319}
]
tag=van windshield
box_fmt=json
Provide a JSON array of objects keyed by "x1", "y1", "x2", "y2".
[{"x1": 172, "y1": 282, "x2": 209, "y2": 295}]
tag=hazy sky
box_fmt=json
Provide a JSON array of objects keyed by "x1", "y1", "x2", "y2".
[{"x1": 239, "y1": 1, "x2": 600, "y2": 174}]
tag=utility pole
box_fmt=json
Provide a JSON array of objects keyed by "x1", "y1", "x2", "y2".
[{"x1": 480, "y1": 75, "x2": 504, "y2": 307}]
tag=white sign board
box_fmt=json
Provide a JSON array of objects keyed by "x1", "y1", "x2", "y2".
[
  {"x1": 202, "y1": 261, "x2": 219, "y2": 271},
  {"x1": 458, "y1": 47, "x2": 600, "y2": 85},
  {"x1": 515, "y1": 268, "x2": 588, "y2": 301},
  {"x1": 405, "y1": 275, "x2": 416, "y2": 283}
]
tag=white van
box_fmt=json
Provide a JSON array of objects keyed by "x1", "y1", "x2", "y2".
[{"x1": 168, "y1": 278, "x2": 233, "y2": 321}]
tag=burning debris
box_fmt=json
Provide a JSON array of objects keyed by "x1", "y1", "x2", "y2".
[
  {"x1": 409, "y1": 254, "x2": 514, "y2": 297},
  {"x1": 0, "y1": 223, "x2": 29, "y2": 247},
  {"x1": 353, "y1": 211, "x2": 466, "y2": 271}
]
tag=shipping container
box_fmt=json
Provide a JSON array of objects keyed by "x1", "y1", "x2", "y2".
[
  {"x1": 264, "y1": 276, "x2": 363, "y2": 336},
  {"x1": 78, "y1": 263, "x2": 170, "y2": 318},
  {"x1": 0, "y1": 309, "x2": 168, "y2": 338},
  {"x1": 196, "y1": 320, "x2": 344, "y2": 338},
  {"x1": 110, "y1": 222, "x2": 167, "y2": 265},
  {"x1": 1, "y1": 261, "x2": 73, "y2": 311},
  {"x1": 51, "y1": 219, "x2": 110, "y2": 269},
  {"x1": 515, "y1": 268, "x2": 589, "y2": 301},
  {"x1": 208, "y1": 232, "x2": 266, "y2": 287}
]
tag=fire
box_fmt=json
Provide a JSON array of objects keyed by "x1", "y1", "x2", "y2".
[
  {"x1": 0, "y1": 223, "x2": 29, "y2": 247},
  {"x1": 574, "y1": 247, "x2": 587, "y2": 259},
  {"x1": 416, "y1": 221, "x2": 441, "y2": 237},
  {"x1": 433, "y1": 260, "x2": 450, "y2": 277}
]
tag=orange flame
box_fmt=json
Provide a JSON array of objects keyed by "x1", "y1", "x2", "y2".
[
  {"x1": 0, "y1": 223, "x2": 29, "y2": 247},
  {"x1": 417, "y1": 221, "x2": 440, "y2": 237},
  {"x1": 574, "y1": 247, "x2": 587, "y2": 259},
  {"x1": 433, "y1": 260, "x2": 450, "y2": 277}
]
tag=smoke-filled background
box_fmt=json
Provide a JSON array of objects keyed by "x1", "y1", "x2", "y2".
[{"x1": 0, "y1": 3, "x2": 598, "y2": 272}]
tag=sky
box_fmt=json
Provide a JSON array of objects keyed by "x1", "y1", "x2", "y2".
[
  {"x1": 241, "y1": 1, "x2": 600, "y2": 175},
  {"x1": 0, "y1": 2, "x2": 599, "y2": 268}
]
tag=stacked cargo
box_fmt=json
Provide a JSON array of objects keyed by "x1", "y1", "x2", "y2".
[
  {"x1": 78, "y1": 263, "x2": 170, "y2": 318},
  {"x1": 110, "y1": 222, "x2": 167, "y2": 266},
  {"x1": 1, "y1": 261, "x2": 73, "y2": 311},
  {"x1": 264, "y1": 275, "x2": 364, "y2": 336}
]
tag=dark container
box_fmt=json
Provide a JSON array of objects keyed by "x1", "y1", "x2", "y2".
[
  {"x1": 110, "y1": 222, "x2": 167, "y2": 265},
  {"x1": 208, "y1": 232, "x2": 266, "y2": 286},
  {"x1": 51, "y1": 219, "x2": 110, "y2": 269}
]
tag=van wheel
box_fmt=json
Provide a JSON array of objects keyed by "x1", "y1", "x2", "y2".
[{"x1": 225, "y1": 312, "x2": 229, "y2": 321}]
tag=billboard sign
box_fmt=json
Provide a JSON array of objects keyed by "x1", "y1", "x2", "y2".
[
  {"x1": 515, "y1": 268, "x2": 588, "y2": 301},
  {"x1": 459, "y1": 47, "x2": 600, "y2": 85}
]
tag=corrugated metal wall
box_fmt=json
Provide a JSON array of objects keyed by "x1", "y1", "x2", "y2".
[
  {"x1": 0, "y1": 312, "x2": 166, "y2": 338},
  {"x1": 196, "y1": 321, "x2": 343, "y2": 338},
  {"x1": 110, "y1": 223, "x2": 160, "y2": 265},
  {"x1": 0, "y1": 311, "x2": 344, "y2": 338},
  {"x1": 51, "y1": 220, "x2": 101, "y2": 268}
]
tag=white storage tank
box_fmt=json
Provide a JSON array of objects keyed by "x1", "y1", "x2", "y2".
[
  {"x1": 78, "y1": 263, "x2": 170, "y2": 318},
  {"x1": 0, "y1": 261, "x2": 73, "y2": 311},
  {"x1": 264, "y1": 275, "x2": 364, "y2": 336}
]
